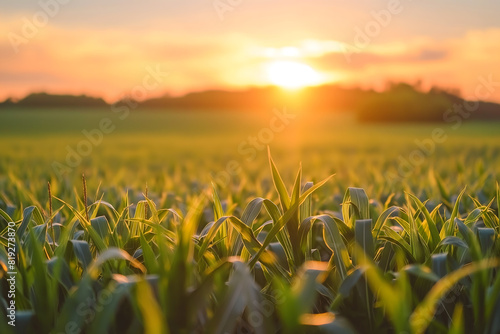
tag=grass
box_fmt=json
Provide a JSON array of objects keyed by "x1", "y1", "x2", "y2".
[{"x1": 0, "y1": 109, "x2": 499, "y2": 333}]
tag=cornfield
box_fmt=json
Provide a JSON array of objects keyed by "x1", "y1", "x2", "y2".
[{"x1": 1, "y1": 148, "x2": 499, "y2": 333}]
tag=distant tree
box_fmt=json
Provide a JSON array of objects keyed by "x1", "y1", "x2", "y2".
[
  {"x1": 356, "y1": 84, "x2": 453, "y2": 122},
  {"x1": 15, "y1": 92, "x2": 108, "y2": 108}
]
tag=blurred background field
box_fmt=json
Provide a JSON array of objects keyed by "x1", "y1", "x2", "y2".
[{"x1": 1, "y1": 108, "x2": 499, "y2": 211}]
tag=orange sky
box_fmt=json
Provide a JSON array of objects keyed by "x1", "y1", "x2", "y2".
[{"x1": 2, "y1": 1, "x2": 500, "y2": 102}]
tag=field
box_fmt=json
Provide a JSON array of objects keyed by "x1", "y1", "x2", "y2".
[
  {"x1": 1, "y1": 108, "x2": 500, "y2": 333},
  {"x1": 1, "y1": 109, "x2": 499, "y2": 203}
]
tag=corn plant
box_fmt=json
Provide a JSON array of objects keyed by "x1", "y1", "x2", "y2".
[{"x1": 0, "y1": 152, "x2": 499, "y2": 333}]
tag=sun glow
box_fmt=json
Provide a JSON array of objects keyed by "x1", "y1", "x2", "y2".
[{"x1": 266, "y1": 61, "x2": 320, "y2": 89}]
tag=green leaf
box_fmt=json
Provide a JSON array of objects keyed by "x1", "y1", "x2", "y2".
[
  {"x1": 241, "y1": 197, "x2": 265, "y2": 226},
  {"x1": 446, "y1": 187, "x2": 466, "y2": 236},
  {"x1": 354, "y1": 219, "x2": 374, "y2": 262},
  {"x1": 55, "y1": 196, "x2": 108, "y2": 252},
  {"x1": 449, "y1": 304, "x2": 464, "y2": 334},
  {"x1": 360, "y1": 248, "x2": 411, "y2": 333},
  {"x1": 69, "y1": 240, "x2": 93, "y2": 270},
  {"x1": 431, "y1": 253, "x2": 448, "y2": 278},
  {"x1": 206, "y1": 261, "x2": 258, "y2": 333},
  {"x1": 197, "y1": 216, "x2": 229, "y2": 260},
  {"x1": 87, "y1": 247, "x2": 146, "y2": 278},
  {"x1": 407, "y1": 193, "x2": 440, "y2": 249},
  {"x1": 338, "y1": 267, "x2": 366, "y2": 297},
  {"x1": 46, "y1": 256, "x2": 74, "y2": 291},
  {"x1": 139, "y1": 229, "x2": 158, "y2": 273},
  {"x1": 403, "y1": 264, "x2": 439, "y2": 282},
  {"x1": 249, "y1": 174, "x2": 334, "y2": 268},
  {"x1": 136, "y1": 279, "x2": 168, "y2": 334},
  {"x1": 211, "y1": 182, "x2": 224, "y2": 220},
  {"x1": 268, "y1": 147, "x2": 291, "y2": 211},
  {"x1": 0, "y1": 208, "x2": 14, "y2": 231},
  {"x1": 87, "y1": 281, "x2": 134, "y2": 334},
  {"x1": 410, "y1": 258, "x2": 499, "y2": 334},
  {"x1": 275, "y1": 261, "x2": 329, "y2": 331},
  {"x1": 342, "y1": 187, "x2": 370, "y2": 227},
  {"x1": 477, "y1": 227, "x2": 495, "y2": 255},
  {"x1": 380, "y1": 226, "x2": 416, "y2": 262},
  {"x1": 310, "y1": 215, "x2": 351, "y2": 280},
  {"x1": 90, "y1": 216, "x2": 111, "y2": 240},
  {"x1": 436, "y1": 236, "x2": 469, "y2": 251},
  {"x1": 373, "y1": 206, "x2": 399, "y2": 239},
  {"x1": 18, "y1": 206, "x2": 44, "y2": 238}
]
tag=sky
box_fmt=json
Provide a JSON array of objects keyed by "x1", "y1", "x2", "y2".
[{"x1": 2, "y1": 0, "x2": 500, "y2": 102}]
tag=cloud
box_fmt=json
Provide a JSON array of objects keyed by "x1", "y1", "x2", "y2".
[
  {"x1": 305, "y1": 43, "x2": 449, "y2": 71},
  {"x1": 0, "y1": 16, "x2": 252, "y2": 100},
  {"x1": 295, "y1": 30, "x2": 500, "y2": 102},
  {"x1": 1, "y1": 11, "x2": 500, "y2": 103}
]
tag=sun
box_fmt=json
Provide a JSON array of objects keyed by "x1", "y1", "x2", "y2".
[{"x1": 266, "y1": 61, "x2": 320, "y2": 89}]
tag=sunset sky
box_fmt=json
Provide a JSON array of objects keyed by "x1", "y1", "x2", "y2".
[{"x1": 2, "y1": 0, "x2": 500, "y2": 102}]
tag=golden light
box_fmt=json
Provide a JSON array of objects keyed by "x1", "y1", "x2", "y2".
[{"x1": 266, "y1": 61, "x2": 320, "y2": 89}]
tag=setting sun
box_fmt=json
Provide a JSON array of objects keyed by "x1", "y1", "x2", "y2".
[{"x1": 266, "y1": 61, "x2": 320, "y2": 89}]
